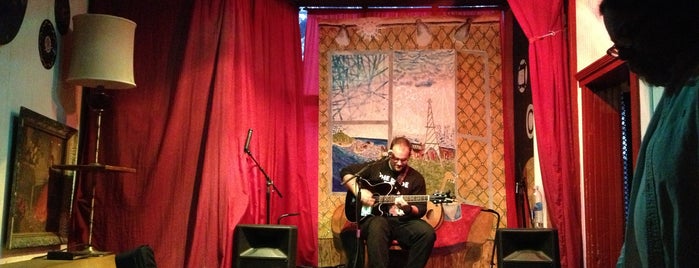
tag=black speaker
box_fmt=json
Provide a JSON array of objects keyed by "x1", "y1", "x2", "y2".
[
  {"x1": 496, "y1": 228, "x2": 560, "y2": 268},
  {"x1": 115, "y1": 245, "x2": 157, "y2": 268},
  {"x1": 234, "y1": 224, "x2": 297, "y2": 268}
]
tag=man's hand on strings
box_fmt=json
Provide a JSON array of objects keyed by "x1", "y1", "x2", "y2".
[{"x1": 388, "y1": 196, "x2": 412, "y2": 216}]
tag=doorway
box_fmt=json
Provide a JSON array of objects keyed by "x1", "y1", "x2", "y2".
[{"x1": 576, "y1": 55, "x2": 640, "y2": 268}]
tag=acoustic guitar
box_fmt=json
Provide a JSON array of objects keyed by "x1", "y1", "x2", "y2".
[{"x1": 344, "y1": 178, "x2": 454, "y2": 223}]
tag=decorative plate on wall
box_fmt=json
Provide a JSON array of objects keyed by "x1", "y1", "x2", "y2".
[
  {"x1": 0, "y1": 0, "x2": 28, "y2": 45},
  {"x1": 39, "y1": 19, "x2": 57, "y2": 69}
]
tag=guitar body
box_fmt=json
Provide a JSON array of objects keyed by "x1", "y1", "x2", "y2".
[
  {"x1": 423, "y1": 202, "x2": 443, "y2": 229},
  {"x1": 344, "y1": 180, "x2": 394, "y2": 222}
]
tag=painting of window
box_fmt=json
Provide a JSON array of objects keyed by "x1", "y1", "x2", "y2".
[{"x1": 330, "y1": 50, "x2": 457, "y2": 193}]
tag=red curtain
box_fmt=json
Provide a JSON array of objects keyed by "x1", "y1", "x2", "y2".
[
  {"x1": 70, "y1": 0, "x2": 318, "y2": 267},
  {"x1": 507, "y1": 1, "x2": 582, "y2": 267}
]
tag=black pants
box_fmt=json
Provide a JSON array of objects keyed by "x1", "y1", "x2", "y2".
[{"x1": 341, "y1": 217, "x2": 436, "y2": 268}]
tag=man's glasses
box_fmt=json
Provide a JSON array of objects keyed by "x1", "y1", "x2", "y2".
[
  {"x1": 607, "y1": 45, "x2": 620, "y2": 58},
  {"x1": 390, "y1": 155, "x2": 409, "y2": 164},
  {"x1": 607, "y1": 44, "x2": 632, "y2": 60}
]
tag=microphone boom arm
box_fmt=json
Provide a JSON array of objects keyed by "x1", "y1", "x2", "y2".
[{"x1": 245, "y1": 149, "x2": 283, "y2": 224}]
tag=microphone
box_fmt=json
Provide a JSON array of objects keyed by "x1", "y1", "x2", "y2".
[
  {"x1": 341, "y1": 150, "x2": 393, "y2": 186},
  {"x1": 244, "y1": 129, "x2": 253, "y2": 153},
  {"x1": 380, "y1": 149, "x2": 393, "y2": 160}
]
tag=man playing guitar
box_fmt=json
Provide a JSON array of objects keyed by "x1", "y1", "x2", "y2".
[{"x1": 340, "y1": 136, "x2": 436, "y2": 268}]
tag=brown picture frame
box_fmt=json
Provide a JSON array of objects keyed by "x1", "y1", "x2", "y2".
[{"x1": 5, "y1": 107, "x2": 78, "y2": 250}]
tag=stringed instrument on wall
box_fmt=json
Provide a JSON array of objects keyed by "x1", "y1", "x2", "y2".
[{"x1": 425, "y1": 171, "x2": 461, "y2": 229}]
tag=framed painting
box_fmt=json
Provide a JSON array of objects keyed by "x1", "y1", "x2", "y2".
[{"x1": 5, "y1": 107, "x2": 78, "y2": 250}]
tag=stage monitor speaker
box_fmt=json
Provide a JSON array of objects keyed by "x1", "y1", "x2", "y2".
[
  {"x1": 496, "y1": 228, "x2": 560, "y2": 268},
  {"x1": 234, "y1": 224, "x2": 297, "y2": 268}
]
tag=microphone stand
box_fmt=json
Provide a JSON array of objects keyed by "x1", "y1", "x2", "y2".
[
  {"x1": 340, "y1": 157, "x2": 387, "y2": 268},
  {"x1": 353, "y1": 178, "x2": 363, "y2": 268},
  {"x1": 481, "y1": 208, "x2": 501, "y2": 268},
  {"x1": 245, "y1": 149, "x2": 282, "y2": 225},
  {"x1": 339, "y1": 172, "x2": 366, "y2": 268},
  {"x1": 339, "y1": 169, "x2": 367, "y2": 268}
]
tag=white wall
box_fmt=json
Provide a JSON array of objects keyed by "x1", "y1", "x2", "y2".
[
  {"x1": 573, "y1": 3, "x2": 608, "y2": 266},
  {"x1": 575, "y1": 0, "x2": 611, "y2": 70},
  {"x1": 0, "y1": 0, "x2": 87, "y2": 262}
]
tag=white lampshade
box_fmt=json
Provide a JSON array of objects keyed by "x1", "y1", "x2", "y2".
[{"x1": 67, "y1": 14, "x2": 136, "y2": 89}]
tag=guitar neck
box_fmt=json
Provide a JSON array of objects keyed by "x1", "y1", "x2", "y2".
[{"x1": 375, "y1": 195, "x2": 431, "y2": 204}]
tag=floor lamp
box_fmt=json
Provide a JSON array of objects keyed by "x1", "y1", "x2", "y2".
[{"x1": 52, "y1": 13, "x2": 137, "y2": 256}]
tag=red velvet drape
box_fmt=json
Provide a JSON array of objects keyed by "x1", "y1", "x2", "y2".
[
  {"x1": 507, "y1": 1, "x2": 582, "y2": 267},
  {"x1": 70, "y1": 0, "x2": 318, "y2": 267}
]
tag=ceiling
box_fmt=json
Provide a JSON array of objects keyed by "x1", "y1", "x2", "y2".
[{"x1": 291, "y1": 0, "x2": 508, "y2": 9}]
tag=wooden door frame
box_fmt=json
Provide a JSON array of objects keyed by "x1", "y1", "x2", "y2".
[
  {"x1": 577, "y1": 56, "x2": 640, "y2": 167},
  {"x1": 576, "y1": 55, "x2": 640, "y2": 268}
]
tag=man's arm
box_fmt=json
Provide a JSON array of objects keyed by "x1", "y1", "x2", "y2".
[
  {"x1": 340, "y1": 164, "x2": 375, "y2": 207},
  {"x1": 403, "y1": 171, "x2": 428, "y2": 219}
]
